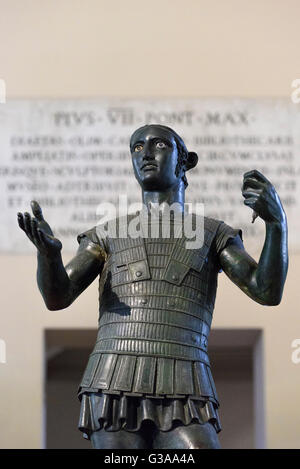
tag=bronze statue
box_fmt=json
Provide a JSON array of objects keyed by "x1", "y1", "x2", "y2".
[{"x1": 17, "y1": 124, "x2": 288, "y2": 449}]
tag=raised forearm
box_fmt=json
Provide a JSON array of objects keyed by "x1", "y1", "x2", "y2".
[
  {"x1": 37, "y1": 252, "x2": 73, "y2": 310},
  {"x1": 255, "y1": 218, "x2": 288, "y2": 305},
  {"x1": 240, "y1": 169, "x2": 289, "y2": 305},
  {"x1": 18, "y1": 201, "x2": 103, "y2": 310}
]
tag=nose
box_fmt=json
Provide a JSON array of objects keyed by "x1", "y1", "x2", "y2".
[
  {"x1": 142, "y1": 143, "x2": 155, "y2": 161},
  {"x1": 143, "y1": 152, "x2": 155, "y2": 161}
]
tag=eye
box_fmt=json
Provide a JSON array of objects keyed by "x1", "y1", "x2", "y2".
[
  {"x1": 134, "y1": 144, "x2": 143, "y2": 152},
  {"x1": 156, "y1": 141, "x2": 167, "y2": 149}
]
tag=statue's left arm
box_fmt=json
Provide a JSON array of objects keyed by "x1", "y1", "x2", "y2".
[{"x1": 219, "y1": 170, "x2": 288, "y2": 306}]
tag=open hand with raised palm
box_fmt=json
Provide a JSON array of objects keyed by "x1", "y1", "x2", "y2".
[{"x1": 17, "y1": 200, "x2": 62, "y2": 257}]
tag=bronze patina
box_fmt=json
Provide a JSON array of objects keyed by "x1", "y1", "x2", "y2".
[{"x1": 18, "y1": 124, "x2": 288, "y2": 449}]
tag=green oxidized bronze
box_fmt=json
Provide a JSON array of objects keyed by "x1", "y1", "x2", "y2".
[{"x1": 17, "y1": 124, "x2": 288, "y2": 449}]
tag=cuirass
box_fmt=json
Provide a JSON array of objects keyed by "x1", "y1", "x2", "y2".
[{"x1": 79, "y1": 213, "x2": 222, "y2": 403}]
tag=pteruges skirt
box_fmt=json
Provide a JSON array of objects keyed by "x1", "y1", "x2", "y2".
[{"x1": 78, "y1": 391, "x2": 221, "y2": 439}]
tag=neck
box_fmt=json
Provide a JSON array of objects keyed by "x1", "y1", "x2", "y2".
[{"x1": 141, "y1": 181, "x2": 185, "y2": 214}]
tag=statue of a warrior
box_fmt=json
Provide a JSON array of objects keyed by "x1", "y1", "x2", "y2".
[{"x1": 18, "y1": 124, "x2": 288, "y2": 448}]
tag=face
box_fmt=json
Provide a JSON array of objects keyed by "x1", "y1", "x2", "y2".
[{"x1": 130, "y1": 126, "x2": 182, "y2": 191}]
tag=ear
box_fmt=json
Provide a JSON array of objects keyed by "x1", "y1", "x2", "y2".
[{"x1": 185, "y1": 152, "x2": 198, "y2": 171}]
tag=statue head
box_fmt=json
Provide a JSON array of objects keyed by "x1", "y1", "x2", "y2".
[{"x1": 130, "y1": 124, "x2": 198, "y2": 192}]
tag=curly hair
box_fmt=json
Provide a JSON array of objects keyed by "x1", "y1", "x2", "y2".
[{"x1": 174, "y1": 138, "x2": 189, "y2": 188}]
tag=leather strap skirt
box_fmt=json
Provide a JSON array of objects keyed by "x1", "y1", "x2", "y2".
[{"x1": 78, "y1": 391, "x2": 221, "y2": 439}]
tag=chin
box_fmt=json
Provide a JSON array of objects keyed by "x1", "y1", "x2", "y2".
[{"x1": 139, "y1": 174, "x2": 164, "y2": 190}]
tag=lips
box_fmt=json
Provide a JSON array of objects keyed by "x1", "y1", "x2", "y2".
[{"x1": 141, "y1": 163, "x2": 158, "y2": 171}]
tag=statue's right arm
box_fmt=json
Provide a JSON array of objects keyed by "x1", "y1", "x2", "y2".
[{"x1": 17, "y1": 201, "x2": 106, "y2": 311}]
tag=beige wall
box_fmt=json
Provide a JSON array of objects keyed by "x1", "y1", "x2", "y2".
[{"x1": 0, "y1": 0, "x2": 300, "y2": 448}]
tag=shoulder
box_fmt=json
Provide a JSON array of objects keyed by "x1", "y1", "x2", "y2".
[
  {"x1": 190, "y1": 213, "x2": 243, "y2": 253},
  {"x1": 211, "y1": 218, "x2": 243, "y2": 255},
  {"x1": 77, "y1": 226, "x2": 99, "y2": 245},
  {"x1": 190, "y1": 213, "x2": 223, "y2": 237},
  {"x1": 77, "y1": 225, "x2": 108, "y2": 259}
]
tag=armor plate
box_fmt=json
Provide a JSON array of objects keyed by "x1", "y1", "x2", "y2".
[{"x1": 79, "y1": 213, "x2": 223, "y2": 404}]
